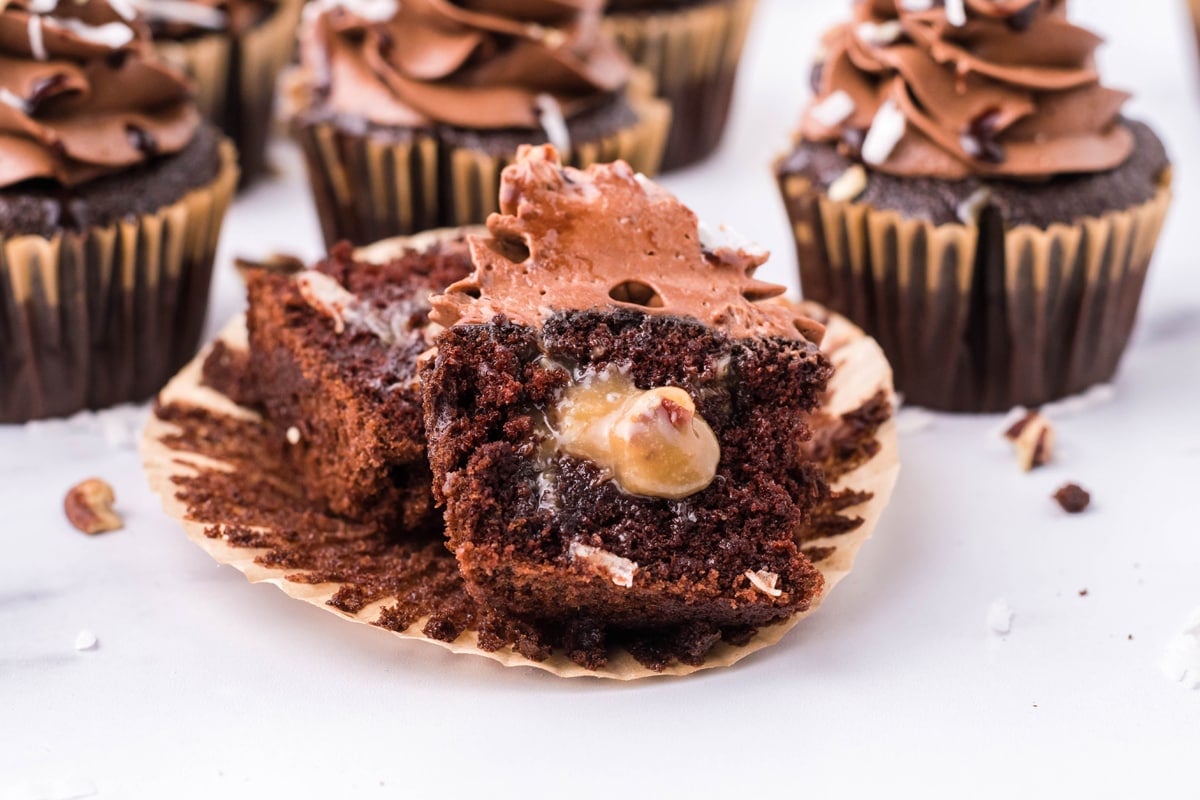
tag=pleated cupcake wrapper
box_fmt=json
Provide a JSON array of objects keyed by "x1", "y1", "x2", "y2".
[
  {"x1": 153, "y1": 0, "x2": 303, "y2": 184},
  {"x1": 0, "y1": 141, "x2": 238, "y2": 423},
  {"x1": 603, "y1": 0, "x2": 757, "y2": 170},
  {"x1": 291, "y1": 91, "x2": 671, "y2": 248},
  {"x1": 142, "y1": 295, "x2": 898, "y2": 680},
  {"x1": 779, "y1": 172, "x2": 1172, "y2": 412}
]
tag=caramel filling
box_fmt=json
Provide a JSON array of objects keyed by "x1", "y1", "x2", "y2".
[{"x1": 551, "y1": 368, "x2": 720, "y2": 500}]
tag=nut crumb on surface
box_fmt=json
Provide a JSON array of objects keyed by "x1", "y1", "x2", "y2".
[
  {"x1": 1054, "y1": 483, "x2": 1091, "y2": 513},
  {"x1": 64, "y1": 479, "x2": 123, "y2": 535},
  {"x1": 1004, "y1": 410, "x2": 1053, "y2": 471}
]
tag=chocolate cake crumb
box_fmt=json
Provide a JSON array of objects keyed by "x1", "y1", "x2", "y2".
[
  {"x1": 1078, "y1": 589, "x2": 1089, "y2": 597},
  {"x1": 1054, "y1": 483, "x2": 1091, "y2": 513}
]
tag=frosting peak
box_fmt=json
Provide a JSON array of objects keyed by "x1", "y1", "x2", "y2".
[
  {"x1": 298, "y1": 0, "x2": 630, "y2": 130},
  {"x1": 431, "y1": 145, "x2": 825, "y2": 345},
  {"x1": 801, "y1": 0, "x2": 1133, "y2": 179},
  {"x1": 0, "y1": 0, "x2": 198, "y2": 189}
]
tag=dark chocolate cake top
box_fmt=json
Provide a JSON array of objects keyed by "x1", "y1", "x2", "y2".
[
  {"x1": 0, "y1": 0, "x2": 199, "y2": 188},
  {"x1": 800, "y1": 0, "x2": 1135, "y2": 180},
  {"x1": 431, "y1": 144, "x2": 826, "y2": 344}
]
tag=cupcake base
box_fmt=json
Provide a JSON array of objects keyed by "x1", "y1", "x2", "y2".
[
  {"x1": 290, "y1": 90, "x2": 670, "y2": 248},
  {"x1": 776, "y1": 122, "x2": 1172, "y2": 412},
  {"x1": 0, "y1": 138, "x2": 238, "y2": 423},
  {"x1": 604, "y1": 0, "x2": 757, "y2": 171}
]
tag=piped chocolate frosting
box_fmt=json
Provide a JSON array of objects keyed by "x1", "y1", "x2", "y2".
[
  {"x1": 0, "y1": 0, "x2": 198, "y2": 188},
  {"x1": 431, "y1": 144, "x2": 825, "y2": 344},
  {"x1": 297, "y1": 0, "x2": 631, "y2": 130},
  {"x1": 801, "y1": 0, "x2": 1134, "y2": 179}
]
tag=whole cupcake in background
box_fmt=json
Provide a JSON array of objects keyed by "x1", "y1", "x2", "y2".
[
  {"x1": 285, "y1": 0, "x2": 670, "y2": 248},
  {"x1": 0, "y1": 0, "x2": 237, "y2": 423},
  {"x1": 603, "y1": 0, "x2": 757, "y2": 171},
  {"x1": 776, "y1": 0, "x2": 1171, "y2": 413},
  {"x1": 139, "y1": 0, "x2": 304, "y2": 186}
]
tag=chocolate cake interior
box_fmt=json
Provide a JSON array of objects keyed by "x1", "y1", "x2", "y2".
[{"x1": 202, "y1": 239, "x2": 472, "y2": 533}]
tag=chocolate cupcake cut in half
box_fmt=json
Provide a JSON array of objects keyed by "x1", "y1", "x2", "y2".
[
  {"x1": 0, "y1": 0, "x2": 238, "y2": 423},
  {"x1": 142, "y1": 0, "x2": 305, "y2": 186},
  {"x1": 423, "y1": 145, "x2": 835, "y2": 636},
  {"x1": 142, "y1": 155, "x2": 898, "y2": 677},
  {"x1": 776, "y1": 0, "x2": 1171, "y2": 412},
  {"x1": 603, "y1": 0, "x2": 758, "y2": 171},
  {"x1": 284, "y1": 0, "x2": 670, "y2": 248}
]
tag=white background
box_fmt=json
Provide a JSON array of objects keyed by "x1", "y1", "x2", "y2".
[{"x1": 3, "y1": 1, "x2": 1199, "y2": 797}]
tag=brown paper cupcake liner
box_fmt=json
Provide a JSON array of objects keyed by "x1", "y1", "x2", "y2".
[
  {"x1": 0, "y1": 141, "x2": 238, "y2": 423},
  {"x1": 141, "y1": 284, "x2": 898, "y2": 680},
  {"x1": 604, "y1": 0, "x2": 757, "y2": 171},
  {"x1": 779, "y1": 172, "x2": 1172, "y2": 412},
  {"x1": 288, "y1": 83, "x2": 670, "y2": 248},
  {"x1": 154, "y1": 0, "x2": 303, "y2": 186}
]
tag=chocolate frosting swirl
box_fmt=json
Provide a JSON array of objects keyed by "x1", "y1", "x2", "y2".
[
  {"x1": 298, "y1": 0, "x2": 631, "y2": 129},
  {"x1": 800, "y1": 0, "x2": 1134, "y2": 179},
  {"x1": 0, "y1": 0, "x2": 198, "y2": 189}
]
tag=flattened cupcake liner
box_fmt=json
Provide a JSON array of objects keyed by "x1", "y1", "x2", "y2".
[
  {"x1": 291, "y1": 94, "x2": 671, "y2": 248},
  {"x1": 154, "y1": 0, "x2": 303, "y2": 185},
  {"x1": 604, "y1": 0, "x2": 756, "y2": 171},
  {"x1": 141, "y1": 282, "x2": 898, "y2": 679},
  {"x1": 0, "y1": 141, "x2": 238, "y2": 423},
  {"x1": 778, "y1": 173, "x2": 1172, "y2": 412}
]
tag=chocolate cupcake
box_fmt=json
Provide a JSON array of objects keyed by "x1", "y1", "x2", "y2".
[
  {"x1": 141, "y1": 0, "x2": 303, "y2": 186},
  {"x1": 285, "y1": 0, "x2": 671, "y2": 248},
  {"x1": 0, "y1": 0, "x2": 237, "y2": 423},
  {"x1": 424, "y1": 145, "x2": 833, "y2": 641},
  {"x1": 776, "y1": 0, "x2": 1171, "y2": 412},
  {"x1": 603, "y1": 0, "x2": 757, "y2": 171}
]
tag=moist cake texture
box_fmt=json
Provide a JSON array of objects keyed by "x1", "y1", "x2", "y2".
[
  {"x1": 423, "y1": 145, "x2": 834, "y2": 632},
  {"x1": 204, "y1": 239, "x2": 472, "y2": 533}
]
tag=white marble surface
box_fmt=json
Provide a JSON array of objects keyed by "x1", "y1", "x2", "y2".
[{"x1": 3, "y1": 1, "x2": 1199, "y2": 796}]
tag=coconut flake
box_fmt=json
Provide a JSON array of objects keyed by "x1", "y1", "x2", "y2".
[
  {"x1": 809, "y1": 89, "x2": 856, "y2": 129},
  {"x1": 46, "y1": 17, "x2": 134, "y2": 49},
  {"x1": 568, "y1": 542, "x2": 637, "y2": 588},
  {"x1": 106, "y1": 0, "x2": 137, "y2": 21},
  {"x1": 1161, "y1": 609, "x2": 1200, "y2": 690},
  {"x1": 944, "y1": 0, "x2": 967, "y2": 26},
  {"x1": 697, "y1": 220, "x2": 765, "y2": 258},
  {"x1": 0, "y1": 88, "x2": 28, "y2": 112},
  {"x1": 987, "y1": 599, "x2": 1014, "y2": 635},
  {"x1": 856, "y1": 20, "x2": 904, "y2": 46},
  {"x1": 862, "y1": 100, "x2": 906, "y2": 166},
  {"x1": 534, "y1": 93, "x2": 571, "y2": 154},
  {"x1": 74, "y1": 630, "x2": 98, "y2": 651},
  {"x1": 28, "y1": 15, "x2": 46, "y2": 61}
]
